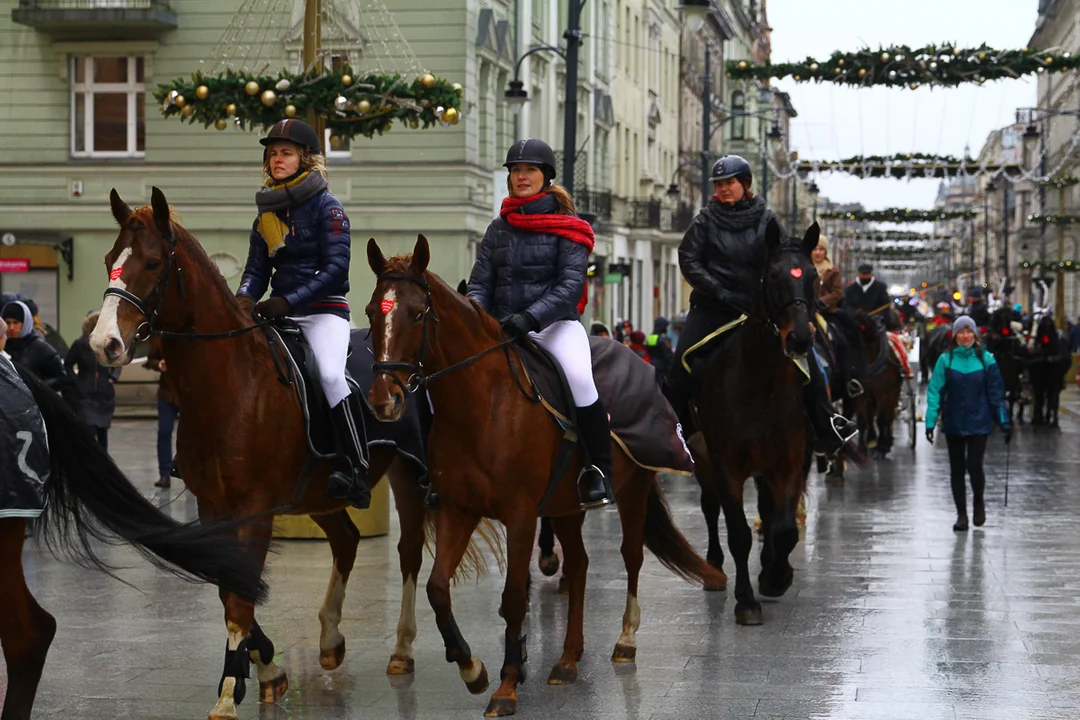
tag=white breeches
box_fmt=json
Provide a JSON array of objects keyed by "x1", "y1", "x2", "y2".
[
  {"x1": 529, "y1": 320, "x2": 599, "y2": 407},
  {"x1": 292, "y1": 313, "x2": 352, "y2": 407}
]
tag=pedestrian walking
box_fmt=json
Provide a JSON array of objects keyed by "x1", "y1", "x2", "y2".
[
  {"x1": 2, "y1": 300, "x2": 75, "y2": 401},
  {"x1": 144, "y1": 338, "x2": 180, "y2": 489},
  {"x1": 64, "y1": 311, "x2": 120, "y2": 450},
  {"x1": 925, "y1": 315, "x2": 1012, "y2": 531},
  {"x1": 645, "y1": 317, "x2": 674, "y2": 383}
]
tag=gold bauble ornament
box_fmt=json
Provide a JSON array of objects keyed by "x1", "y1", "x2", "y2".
[
  {"x1": 214, "y1": 118, "x2": 228, "y2": 130},
  {"x1": 225, "y1": 103, "x2": 238, "y2": 116},
  {"x1": 284, "y1": 104, "x2": 297, "y2": 117},
  {"x1": 880, "y1": 52, "x2": 890, "y2": 62},
  {"x1": 953, "y1": 47, "x2": 961, "y2": 56},
  {"x1": 342, "y1": 74, "x2": 353, "y2": 86},
  {"x1": 261, "y1": 90, "x2": 277, "y2": 106},
  {"x1": 409, "y1": 118, "x2": 419, "y2": 129},
  {"x1": 357, "y1": 99, "x2": 371, "y2": 114},
  {"x1": 858, "y1": 68, "x2": 867, "y2": 78},
  {"x1": 978, "y1": 52, "x2": 987, "y2": 61},
  {"x1": 1046, "y1": 56, "x2": 1054, "y2": 64},
  {"x1": 195, "y1": 85, "x2": 210, "y2": 100},
  {"x1": 837, "y1": 58, "x2": 844, "y2": 66},
  {"x1": 793, "y1": 74, "x2": 800, "y2": 81},
  {"x1": 443, "y1": 107, "x2": 459, "y2": 124},
  {"x1": 245, "y1": 81, "x2": 260, "y2": 96},
  {"x1": 909, "y1": 81, "x2": 919, "y2": 89},
  {"x1": 834, "y1": 67, "x2": 842, "y2": 74},
  {"x1": 737, "y1": 60, "x2": 747, "y2": 70},
  {"x1": 809, "y1": 63, "x2": 819, "y2": 72},
  {"x1": 420, "y1": 73, "x2": 436, "y2": 88},
  {"x1": 174, "y1": 94, "x2": 186, "y2": 108},
  {"x1": 329, "y1": 134, "x2": 342, "y2": 148},
  {"x1": 383, "y1": 121, "x2": 393, "y2": 132},
  {"x1": 452, "y1": 82, "x2": 463, "y2": 93},
  {"x1": 180, "y1": 104, "x2": 195, "y2": 117}
]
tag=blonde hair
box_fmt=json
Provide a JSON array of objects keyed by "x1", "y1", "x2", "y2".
[
  {"x1": 262, "y1": 145, "x2": 329, "y2": 183},
  {"x1": 504, "y1": 178, "x2": 576, "y2": 215}
]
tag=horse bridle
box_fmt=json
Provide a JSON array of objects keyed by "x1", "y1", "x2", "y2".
[
  {"x1": 370, "y1": 271, "x2": 516, "y2": 394},
  {"x1": 762, "y1": 246, "x2": 813, "y2": 343}
]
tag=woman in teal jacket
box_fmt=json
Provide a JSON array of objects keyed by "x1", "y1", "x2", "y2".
[{"x1": 926, "y1": 315, "x2": 1012, "y2": 531}]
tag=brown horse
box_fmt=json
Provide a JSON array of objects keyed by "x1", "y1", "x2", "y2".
[
  {"x1": 688, "y1": 221, "x2": 819, "y2": 626},
  {"x1": 365, "y1": 235, "x2": 724, "y2": 717},
  {"x1": 847, "y1": 309, "x2": 904, "y2": 458},
  {"x1": 1, "y1": 361, "x2": 268, "y2": 720},
  {"x1": 87, "y1": 188, "x2": 496, "y2": 720}
]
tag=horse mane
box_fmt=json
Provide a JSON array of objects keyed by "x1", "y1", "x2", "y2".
[{"x1": 382, "y1": 255, "x2": 502, "y2": 337}]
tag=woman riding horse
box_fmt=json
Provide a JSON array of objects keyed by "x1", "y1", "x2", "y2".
[
  {"x1": 467, "y1": 138, "x2": 614, "y2": 509},
  {"x1": 234, "y1": 118, "x2": 369, "y2": 509},
  {"x1": 663, "y1": 154, "x2": 857, "y2": 455}
]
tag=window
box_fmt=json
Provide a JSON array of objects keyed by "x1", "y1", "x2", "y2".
[
  {"x1": 71, "y1": 56, "x2": 145, "y2": 158},
  {"x1": 730, "y1": 90, "x2": 746, "y2": 140},
  {"x1": 325, "y1": 55, "x2": 352, "y2": 158}
]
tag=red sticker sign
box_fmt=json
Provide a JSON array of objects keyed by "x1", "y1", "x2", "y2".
[
  {"x1": 790, "y1": 268, "x2": 803, "y2": 279},
  {"x1": 109, "y1": 267, "x2": 123, "y2": 281},
  {"x1": 380, "y1": 299, "x2": 395, "y2": 314}
]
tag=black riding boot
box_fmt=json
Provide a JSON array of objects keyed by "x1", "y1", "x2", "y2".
[
  {"x1": 575, "y1": 399, "x2": 616, "y2": 510},
  {"x1": 803, "y1": 359, "x2": 858, "y2": 457},
  {"x1": 326, "y1": 392, "x2": 372, "y2": 510},
  {"x1": 662, "y1": 371, "x2": 693, "y2": 432}
]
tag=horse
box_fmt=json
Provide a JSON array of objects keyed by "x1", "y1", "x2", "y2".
[
  {"x1": 1028, "y1": 314, "x2": 1072, "y2": 427},
  {"x1": 88, "y1": 188, "x2": 498, "y2": 720},
  {"x1": 365, "y1": 235, "x2": 724, "y2": 717},
  {"x1": 682, "y1": 220, "x2": 816, "y2": 626},
  {"x1": 1, "y1": 360, "x2": 268, "y2": 720},
  {"x1": 986, "y1": 306, "x2": 1025, "y2": 421},
  {"x1": 921, "y1": 324, "x2": 951, "y2": 385},
  {"x1": 843, "y1": 308, "x2": 905, "y2": 459}
]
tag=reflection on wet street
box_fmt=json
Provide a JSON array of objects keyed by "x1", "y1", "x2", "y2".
[{"x1": 8, "y1": 394, "x2": 1080, "y2": 719}]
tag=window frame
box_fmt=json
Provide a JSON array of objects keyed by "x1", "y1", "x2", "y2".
[
  {"x1": 70, "y1": 55, "x2": 146, "y2": 159},
  {"x1": 730, "y1": 90, "x2": 746, "y2": 141}
]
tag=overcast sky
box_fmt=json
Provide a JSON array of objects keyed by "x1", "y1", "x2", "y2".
[{"x1": 765, "y1": 0, "x2": 1039, "y2": 212}]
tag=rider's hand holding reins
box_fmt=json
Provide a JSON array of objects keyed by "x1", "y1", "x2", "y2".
[
  {"x1": 254, "y1": 297, "x2": 291, "y2": 320},
  {"x1": 501, "y1": 313, "x2": 538, "y2": 340}
]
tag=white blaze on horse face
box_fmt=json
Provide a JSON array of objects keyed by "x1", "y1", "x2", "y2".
[
  {"x1": 378, "y1": 287, "x2": 398, "y2": 362},
  {"x1": 89, "y1": 247, "x2": 132, "y2": 361}
]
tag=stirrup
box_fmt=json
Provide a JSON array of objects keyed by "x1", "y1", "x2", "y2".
[
  {"x1": 830, "y1": 414, "x2": 858, "y2": 444},
  {"x1": 577, "y1": 466, "x2": 612, "y2": 510},
  {"x1": 846, "y1": 379, "x2": 864, "y2": 398}
]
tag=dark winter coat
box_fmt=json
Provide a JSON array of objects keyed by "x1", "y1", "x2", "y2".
[
  {"x1": 467, "y1": 194, "x2": 588, "y2": 329},
  {"x1": 7, "y1": 332, "x2": 71, "y2": 396},
  {"x1": 678, "y1": 195, "x2": 779, "y2": 315},
  {"x1": 237, "y1": 188, "x2": 352, "y2": 319},
  {"x1": 842, "y1": 279, "x2": 891, "y2": 318},
  {"x1": 926, "y1": 345, "x2": 1009, "y2": 437},
  {"x1": 65, "y1": 336, "x2": 120, "y2": 428},
  {"x1": 966, "y1": 300, "x2": 990, "y2": 327}
]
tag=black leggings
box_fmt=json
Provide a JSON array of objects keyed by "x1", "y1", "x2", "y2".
[{"x1": 945, "y1": 434, "x2": 988, "y2": 515}]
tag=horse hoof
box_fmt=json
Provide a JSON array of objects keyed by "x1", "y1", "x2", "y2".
[
  {"x1": 258, "y1": 672, "x2": 289, "y2": 703},
  {"x1": 758, "y1": 574, "x2": 793, "y2": 598},
  {"x1": 611, "y1": 644, "x2": 636, "y2": 663},
  {"x1": 209, "y1": 713, "x2": 239, "y2": 720},
  {"x1": 735, "y1": 606, "x2": 764, "y2": 626},
  {"x1": 386, "y1": 655, "x2": 415, "y2": 675},
  {"x1": 557, "y1": 576, "x2": 570, "y2": 595},
  {"x1": 319, "y1": 639, "x2": 346, "y2": 670},
  {"x1": 484, "y1": 695, "x2": 518, "y2": 717},
  {"x1": 538, "y1": 552, "x2": 560, "y2": 577},
  {"x1": 548, "y1": 661, "x2": 579, "y2": 684},
  {"x1": 465, "y1": 662, "x2": 490, "y2": 695}
]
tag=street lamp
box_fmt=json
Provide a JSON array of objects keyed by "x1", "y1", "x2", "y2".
[
  {"x1": 984, "y1": 179, "x2": 996, "y2": 286},
  {"x1": 808, "y1": 181, "x2": 820, "y2": 222}
]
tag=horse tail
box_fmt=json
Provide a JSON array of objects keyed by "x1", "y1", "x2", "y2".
[
  {"x1": 641, "y1": 478, "x2": 725, "y2": 587},
  {"x1": 15, "y1": 365, "x2": 270, "y2": 605},
  {"x1": 422, "y1": 513, "x2": 506, "y2": 584}
]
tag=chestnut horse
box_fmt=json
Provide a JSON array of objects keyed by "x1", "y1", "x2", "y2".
[
  {"x1": 1, "y1": 362, "x2": 267, "y2": 720},
  {"x1": 688, "y1": 222, "x2": 818, "y2": 626},
  {"x1": 365, "y1": 236, "x2": 724, "y2": 717},
  {"x1": 88, "y1": 188, "x2": 496, "y2": 720}
]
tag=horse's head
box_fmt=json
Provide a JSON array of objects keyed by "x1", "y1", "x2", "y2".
[
  {"x1": 763, "y1": 220, "x2": 818, "y2": 358},
  {"x1": 90, "y1": 187, "x2": 177, "y2": 366},
  {"x1": 365, "y1": 234, "x2": 432, "y2": 422},
  {"x1": 1035, "y1": 314, "x2": 1059, "y2": 353}
]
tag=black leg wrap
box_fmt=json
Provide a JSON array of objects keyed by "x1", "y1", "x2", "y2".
[
  {"x1": 217, "y1": 638, "x2": 251, "y2": 705},
  {"x1": 441, "y1": 614, "x2": 472, "y2": 665},
  {"x1": 500, "y1": 631, "x2": 528, "y2": 683},
  {"x1": 248, "y1": 620, "x2": 275, "y2": 666}
]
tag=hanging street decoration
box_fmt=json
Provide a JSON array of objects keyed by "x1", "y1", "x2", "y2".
[
  {"x1": 1020, "y1": 260, "x2": 1078, "y2": 271},
  {"x1": 155, "y1": 68, "x2": 463, "y2": 140},
  {"x1": 1038, "y1": 175, "x2": 1080, "y2": 188},
  {"x1": 822, "y1": 208, "x2": 978, "y2": 222},
  {"x1": 727, "y1": 43, "x2": 1078, "y2": 87},
  {"x1": 854, "y1": 246, "x2": 947, "y2": 257},
  {"x1": 842, "y1": 230, "x2": 954, "y2": 241},
  {"x1": 1027, "y1": 213, "x2": 1080, "y2": 224},
  {"x1": 797, "y1": 154, "x2": 1019, "y2": 179}
]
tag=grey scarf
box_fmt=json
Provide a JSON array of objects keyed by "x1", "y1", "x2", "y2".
[{"x1": 254, "y1": 170, "x2": 328, "y2": 214}]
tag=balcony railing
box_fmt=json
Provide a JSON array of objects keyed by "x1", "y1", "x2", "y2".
[
  {"x1": 626, "y1": 199, "x2": 662, "y2": 229},
  {"x1": 12, "y1": 0, "x2": 177, "y2": 38},
  {"x1": 577, "y1": 188, "x2": 613, "y2": 224}
]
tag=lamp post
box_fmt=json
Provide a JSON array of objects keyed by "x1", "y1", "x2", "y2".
[
  {"x1": 808, "y1": 181, "x2": 819, "y2": 223},
  {"x1": 984, "y1": 179, "x2": 995, "y2": 286}
]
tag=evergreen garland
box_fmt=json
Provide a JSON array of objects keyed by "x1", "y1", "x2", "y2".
[
  {"x1": 797, "y1": 154, "x2": 1018, "y2": 179},
  {"x1": 822, "y1": 208, "x2": 977, "y2": 222},
  {"x1": 727, "y1": 43, "x2": 1077, "y2": 87},
  {"x1": 1028, "y1": 213, "x2": 1080, "y2": 224},
  {"x1": 1020, "y1": 260, "x2": 1079, "y2": 271}
]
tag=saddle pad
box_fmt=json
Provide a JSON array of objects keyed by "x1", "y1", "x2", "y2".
[
  {"x1": 273, "y1": 324, "x2": 341, "y2": 459},
  {"x1": 886, "y1": 332, "x2": 914, "y2": 379},
  {"x1": 519, "y1": 336, "x2": 694, "y2": 475},
  {"x1": 0, "y1": 357, "x2": 49, "y2": 518}
]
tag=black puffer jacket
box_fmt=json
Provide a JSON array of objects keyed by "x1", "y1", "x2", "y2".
[
  {"x1": 678, "y1": 195, "x2": 779, "y2": 314},
  {"x1": 237, "y1": 189, "x2": 352, "y2": 319},
  {"x1": 467, "y1": 194, "x2": 588, "y2": 329},
  {"x1": 7, "y1": 334, "x2": 72, "y2": 395}
]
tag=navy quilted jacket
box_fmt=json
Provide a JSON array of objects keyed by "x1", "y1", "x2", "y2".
[
  {"x1": 466, "y1": 194, "x2": 588, "y2": 329},
  {"x1": 237, "y1": 189, "x2": 351, "y2": 319}
]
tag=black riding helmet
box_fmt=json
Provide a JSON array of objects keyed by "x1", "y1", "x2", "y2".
[
  {"x1": 260, "y1": 118, "x2": 322, "y2": 155},
  {"x1": 710, "y1": 155, "x2": 753, "y2": 186},
  {"x1": 504, "y1": 138, "x2": 557, "y2": 184}
]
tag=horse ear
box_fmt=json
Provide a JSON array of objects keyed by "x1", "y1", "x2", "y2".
[
  {"x1": 802, "y1": 222, "x2": 820, "y2": 256},
  {"x1": 149, "y1": 187, "x2": 172, "y2": 239},
  {"x1": 456, "y1": 279, "x2": 468, "y2": 296},
  {"x1": 109, "y1": 189, "x2": 132, "y2": 227},
  {"x1": 366, "y1": 238, "x2": 387, "y2": 276},
  {"x1": 765, "y1": 218, "x2": 781, "y2": 253},
  {"x1": 411, "y1": 234, "x2": 430, "y2": 274}
]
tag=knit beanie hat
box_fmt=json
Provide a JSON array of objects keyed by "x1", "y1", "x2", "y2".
[{"x1": 952, "y1": 315, "x2": 977, "y2": 336}]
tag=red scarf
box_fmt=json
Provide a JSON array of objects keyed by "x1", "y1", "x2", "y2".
[{"x1": 500, "y1": 193, "x2": 594, "y2": 314}]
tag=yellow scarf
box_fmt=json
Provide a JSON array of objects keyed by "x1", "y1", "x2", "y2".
[{"x1": 256, "y1": 171, "x2": 312, "y2": 257}]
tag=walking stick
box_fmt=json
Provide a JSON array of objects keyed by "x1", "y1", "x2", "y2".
[{"x1": 1004, "y1": 438, "x2": 1011, "y2": 507}]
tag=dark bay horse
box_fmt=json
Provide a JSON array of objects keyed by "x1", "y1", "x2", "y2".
[
  {"x1": 688, "y1": 221, "x2": 817, "y2": 626},
  {"x1": 1028, "y1": 315, "x2": 1071, "y2": 426},
  {"x1": 88, "y1": 188, "x2": 496, "y2": 720},
  {"x1": 1, "y1": 362, "x2": 267, "y2": 720},
  {"x1": 365, "y1": 236, "x2": 723, "y2": 717},
  {"x1": 986, "y1": 306, "x2": 1024, "y2": 421},
  {"x1": 846, "y1": 309, "x2": 904, "y2": 458}
]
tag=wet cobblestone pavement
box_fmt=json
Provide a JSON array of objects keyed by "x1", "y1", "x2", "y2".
[{"x1": 7, "y1": 391, "x2": 1080, "y2": 719}]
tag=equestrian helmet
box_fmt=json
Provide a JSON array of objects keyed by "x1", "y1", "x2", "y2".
[
  {"x1": 710, "y1": 155, "x2": 753, "y2": 184},
  {"x1": 504, "y1": 138, "x2": 558, "y2": 182},
  {"x1": 260, "y1": 118, "x2": 322, "y2": 154}
]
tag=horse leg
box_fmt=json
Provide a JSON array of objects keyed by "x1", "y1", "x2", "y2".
[
  {"x1": 485, "y1": 517, "x2": 535, "y2": 717},
  {"x1": 609, "y1": 467, "x2": 649, "y2": 663},
  {"x1": 0, "y1": 519, "x2": 56, "y2": 720},
  {"x1": 387, "y1": 458, "x2": 427, "y2": 675},
  {"x1": 247, "y1": 618, "x2": 287, "y2": 703},
  {"x1": 757, "y1": 480, "x2": 797, "y2": 598},
  {"x1": 717, "y1": 480, "x2": 761, "y2": 625},
  {"x1": 311, "y1": 509, "x2": 360, "y2": 671},
  {"x1": 547, "y1": 514, "x2": 588, "y2": 683},
  {"x1": 426, "y1": 505, "x2": 487, "y2": 694},
  {"x1": 537, "y1": 517, "x2": 560, "y2": 577}
]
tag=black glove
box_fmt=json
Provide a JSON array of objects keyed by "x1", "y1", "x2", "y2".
[
  {"x1": 254, "y1": 296, "x2": 291, "y2": 319},
  {"x1": 715, "y1": 288, "x2": 750, "y2": 315},
  {"x1": 501, "y1": 313, "x2": 538, "y2": 339},
  {"x1": 1002, "y1": 424, "x2": 1013, "y2": 445},
  {"x1": 925, "y1": 427, "x2": 935, "y2": 444}
]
